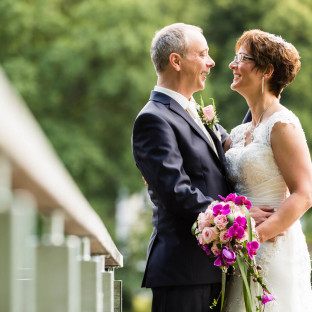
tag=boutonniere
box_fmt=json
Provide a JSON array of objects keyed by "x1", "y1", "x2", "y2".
[{"x1": 197, "y1": 96, "x2": 219, "y2": 130}]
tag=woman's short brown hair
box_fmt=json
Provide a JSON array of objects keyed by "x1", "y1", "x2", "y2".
[{"x1": 235, "y1": 29, "x2": 301, "y2": 97}]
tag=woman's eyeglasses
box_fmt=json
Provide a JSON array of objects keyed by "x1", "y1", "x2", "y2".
[{"x1": 233, "y1": 54, "x2": 255, "y2": 64}]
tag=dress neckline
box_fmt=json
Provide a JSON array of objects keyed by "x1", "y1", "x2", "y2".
[{"x1": 243, "y1": 108, "x2": 287, "y2": 147}]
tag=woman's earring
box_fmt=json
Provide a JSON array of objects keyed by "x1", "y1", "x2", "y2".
[{"x1": 262, "y1": 76, "x2": 264, "y2": 94}]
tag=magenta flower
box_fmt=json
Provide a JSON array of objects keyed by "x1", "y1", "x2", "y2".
[
  {"x1": 228, "y1": 223, "x2": 245, "y2": 239},
  {"x1": 218, "y1": 193, "x2": 237, "y2": 202},
  {"x1": 235, "y1": 216, "x2": 247, "y2": 228},
  {"x1": 262, "y1": 290, "x2": 274, "y2": 305},
  {"x1": 234, "y1": 196, "x2": 252, "y2": 210},
  {"x1": 246, "y1": 241, "x2": 260, "y2": 259},
  {"x1": 199, "y1": 243, "x2": 211, "y2": 256},
  {"x1": 214, "y1": 246, "x2": 236, "y2": 268},
  {"x1": 213, "y1": 203, "x2": 231, "y2": 217}
]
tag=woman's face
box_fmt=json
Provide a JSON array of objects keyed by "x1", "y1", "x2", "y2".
[{"x1": 229, "y1": 45, "x2": 262, "y2": 96}]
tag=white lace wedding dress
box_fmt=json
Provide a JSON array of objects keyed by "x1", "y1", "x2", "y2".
[{"x1": 223, "y1": 108, "x2": 312, "y2": 311}]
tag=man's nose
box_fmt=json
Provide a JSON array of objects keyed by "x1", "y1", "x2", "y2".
[{"x1": 207, "y1": 56, "x2": 215, "y2": 67}]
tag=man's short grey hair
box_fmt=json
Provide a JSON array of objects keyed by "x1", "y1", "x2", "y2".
[{"x1": 151, "y1": 23, "x2": 203, "y2": 74}]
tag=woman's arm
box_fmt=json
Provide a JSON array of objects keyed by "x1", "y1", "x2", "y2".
[{"x1": 256, "y1": 121, "x2": 312, "y2": 243}]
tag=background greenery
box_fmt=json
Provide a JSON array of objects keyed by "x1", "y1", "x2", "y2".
[{"x1": 1, "y1": 0, "x2": 312, "y2": 311}]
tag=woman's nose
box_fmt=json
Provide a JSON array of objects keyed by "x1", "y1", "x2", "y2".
[{"x1": 229, "y1": 60, "x2": 236, "y2": 69}]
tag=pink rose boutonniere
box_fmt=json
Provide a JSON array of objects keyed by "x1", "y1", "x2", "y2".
[{"x1": 197, "y1": 96, "x2": 219, "y2": 130}]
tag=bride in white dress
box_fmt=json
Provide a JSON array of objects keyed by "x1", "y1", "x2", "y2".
[{"x1": 223, "y1": 30, "x2": 312, "y2": 311}]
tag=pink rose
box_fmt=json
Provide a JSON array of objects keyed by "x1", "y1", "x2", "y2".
[
  {"x1": 229, "y1": 202, "x2": 237, "y2": 210},
  {"x1": 202, "y1": 226, "x2": 218, "y2": 244},
  {"x1": 204, "y1": 208, "x2": 215, "y2": 224},
  {"x1": 198, "y1": 212, "x2": 211, "y2": 231},
  {"x1": 232, "y1": 205, "x2": 245, "y2": 219},
  {"x1": 202, "y1": 105, "x2": 215, "y2": 122},
  {"x1": 197, "y1": 233, "x2": 205, "y2": 245},
  {"x1": 220, "y1": 230, "x2": 231, "y2": 243},
  {"x1": 208, "y1": 200, "x2": 219, "y2": 208},
  {"x1": 232, "y1": 204, "x2": 244, "y2": 213},
  {"x1": 214, "y1": 214, "x2": 228, "y2": 230},
  {"x1": 211, "y1": 241, "x2": 222, "y2": 255}
]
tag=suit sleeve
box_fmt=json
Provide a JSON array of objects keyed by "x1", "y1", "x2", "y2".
[
  {"x1": 132, "y1": 112, "x2": 215, "y2": 218},
  {"x1": 215, "y1": 124, "x2": 229, "y2": 146}
]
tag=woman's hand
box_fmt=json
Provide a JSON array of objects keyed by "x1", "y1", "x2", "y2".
[{"x1": 223, "y1": 136, "x2": 232, "y2": 153}]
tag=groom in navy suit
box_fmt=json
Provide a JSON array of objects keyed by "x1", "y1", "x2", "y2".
[{"x1": 132, "y1": 23, "x2": 232, "y2": 311}]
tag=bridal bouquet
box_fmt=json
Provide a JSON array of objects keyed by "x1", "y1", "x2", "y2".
[{"x1": 191, "y1": 193, "x2": 274, "y2": 312}]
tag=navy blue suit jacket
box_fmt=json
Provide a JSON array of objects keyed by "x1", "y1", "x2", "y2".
[
  {"x1": 132, "y1": 91, "x2": 232, "y2": 287},
  {"x1": 243, "y1": 109, "x2": 252, "y2": 123}
]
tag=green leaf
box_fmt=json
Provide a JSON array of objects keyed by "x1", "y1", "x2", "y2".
[
  {"x1": 209, "y1": 97, "x2": 216, "y2": 110},
  {"x1": 199, "y1": 94, "x2": 205, "y2": 107},
  {"x1": 242, "y1": 205, "x2": 253, "y2": 242},
  {"x1": 237, "y1": 255, "x2": 254, "y2": 312},
  {"x1": 227, "y1": 213, "x2": 235, "y2": 227},
  {"x1": 191, "y1": 220, "x2": 198, "y2": 236},
  {"x1": 220, "y1": 270, "x2": 226, "y2": 311}
]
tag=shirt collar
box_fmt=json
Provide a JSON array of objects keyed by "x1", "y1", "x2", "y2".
[{"x1": 154, "y1": 86, "x2": 196, "y2": 110}]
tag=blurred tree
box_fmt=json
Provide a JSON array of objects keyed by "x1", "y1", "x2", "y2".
[
  {"x1": 198, "y1": 0, "x2": 312, "y2": 137},
  {"x1": 0, "y1": 0, "x2": 210, "y2": 310}
]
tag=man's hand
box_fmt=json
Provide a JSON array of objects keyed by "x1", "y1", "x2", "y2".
[
  {"x1": 268, "y1": 232, "x2": 286, "y2": 243},
  {"x1": 251, "y1": 206, "x2": 286, "y2": 243},
  {"x1": 250, "y1": 206, "x2": 274, "y2": 226}
]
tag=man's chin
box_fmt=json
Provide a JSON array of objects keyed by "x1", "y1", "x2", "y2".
[
  {"x1": 190, "y1": 83, "x2": 205, "y2": 95},
  {"x1": 198, "y1": 83, "x2": 206, "y2": 91}
]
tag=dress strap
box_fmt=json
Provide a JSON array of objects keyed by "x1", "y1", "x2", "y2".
[{"x1": 265, "y1": 108, "x2": 305, "y2": 144}]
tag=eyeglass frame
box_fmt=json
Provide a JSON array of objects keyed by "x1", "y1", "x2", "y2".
[{"x1": 233, "y1": 53, "x2": 255, "y2": 64}]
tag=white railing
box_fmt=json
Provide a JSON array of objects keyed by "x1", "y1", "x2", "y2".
[{"x1": 0, "y1": 67, "x2": 122, "y2": 312}]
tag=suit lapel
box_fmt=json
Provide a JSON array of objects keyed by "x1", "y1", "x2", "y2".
[
  {"x1": 169, "y1": 99, "x2": 221, "y2": 157},
  {"x1": 207, "y1": 127, "x2": 227, "y2": 169},
  {"x1": 149, "y1": 91, "x2": 222, "y2": 162}
]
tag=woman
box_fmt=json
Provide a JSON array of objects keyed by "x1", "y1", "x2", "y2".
[{"x1": 223, "y1": 29, "x2": 312, "y2": 311}]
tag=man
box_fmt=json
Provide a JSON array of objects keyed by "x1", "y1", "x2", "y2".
[{"x1": 131, "y1": 23, "x2": 232, "y2": 311}]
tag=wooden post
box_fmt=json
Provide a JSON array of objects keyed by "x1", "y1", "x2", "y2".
[
  {"x1": 80, "y1": 238, "x2": 103, "y2": 312},
  {"x1": 102, "y1": 269, "x2": 114, "y2": 312},
  {"x1": 114, "y1": 280, "x2": 122, "y2": 312},
  {"x1": 11, "y1": 190, "x2": 36, "y2": 312},
  {"x1": 0, "y1": 152, "x2": 12, "y2": 311},
  {"x1": 36, "y1": 212, "x2": 81, "y2": 312},
  {"x1": 0, "y1": 155, "x2": 36, "y2": 312}
]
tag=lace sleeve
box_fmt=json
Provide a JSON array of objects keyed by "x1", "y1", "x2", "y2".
[{"x1": 266, "y1": 109, "x2": 305, "y2": 144}]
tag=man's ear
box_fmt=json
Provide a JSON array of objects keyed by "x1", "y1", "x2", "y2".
[{"x1": 169, "y1": 53, "x2": 182, "y2": 72}]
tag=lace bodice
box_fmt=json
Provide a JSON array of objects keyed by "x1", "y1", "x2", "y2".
[
  {"x1": 224, "y1": 108, "x2": 312, "y2": 311},
  {"x1": 225, "y1": 108, "x2": 304, "y2": 209}
]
